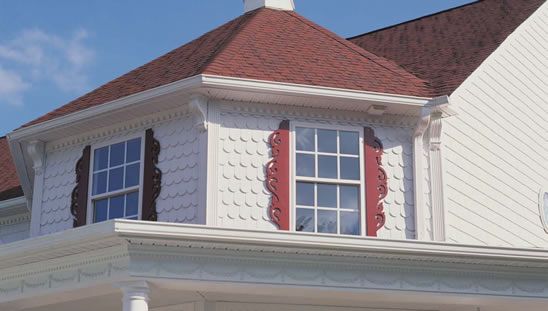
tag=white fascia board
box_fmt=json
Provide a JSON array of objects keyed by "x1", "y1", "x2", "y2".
[
  {"x1": 7, "y1": 75, "x2": 203, "y2": 142},
  {"x1": 201, "y1": 75, "x2": 433, "y2": 107},
  {"x1": 113, "y1": 220, "x2": 548, "y2": 264},
  {"x1": 8, "y1": 74, "x2": 435, "y2": 143},
  {"x1": 2, "y1": 220, "x2": 548, "y2": 269}
]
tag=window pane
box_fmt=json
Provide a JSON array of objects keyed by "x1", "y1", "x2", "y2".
[
  {"x1": 94, "y1": 147, "x2": 109, "y2": 171},
  {"x1": 296, "y1": 154, "x2": 315, "y2": 177},
  {"x1": 126, "y1": 138, "x2": 141, "y2": 163},
  {"x1": 317, "y1": 210, "x2": 337, "y2": 234},
  {"x1": 340, "y1": 157, "x2": 360, "y2": 180},
  {"x1": 318, "y1": 155, "x2": 337, "y2": 179},
  {"x1": 108, "y1": 167, "x2": 124, "y2": 192},
  {"x1": 296, "y1": 127, "x2": 315, "y2": 151},
  {"x1": 94, "y1": 199, "x2": 108, "y2": 223},
  {"x1": 296, "y1": 182, "x2": 314, "y2": 206},
  {"x1": 110, "y1": 142, "x2": 125, "y2": 167},
  {"x1": 317, "y1": 184, "x2": 337, "y2": 208},
  {"x1": 109, "y1": 195, "x2": 125, "y2": 219},
  {"x1": 125, "y1": 163, "x2": 140, "y2": 187},
  {"x1": 126, "y1": 192, "x2": 139, "y2": 217},
  {"x1": 340, "y1": 211, "x2": 360, "y2": 235},
  {"x1": 317, "y1": 129, "x2": 337, "y2": 153},
  {"x1": 92, "y1": 171, "x2": 107, "y2": 195},
  {"x1": 340, "y1": 131, "x2": 359, "y2": 155},
  {"x1": 296, "y1": 208, "x2": 314, "y2": 232},
  {"x1": 340, "y1": 185, "x2": 359, "y2": 210}
]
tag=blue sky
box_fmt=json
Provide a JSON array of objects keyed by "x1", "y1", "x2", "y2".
[{"x1": 0, "y1": 0, "x2": 474, "y2": 135}]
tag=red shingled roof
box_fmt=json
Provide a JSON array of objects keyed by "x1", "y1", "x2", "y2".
[
  {"x1": 0, "y1": 137, "x2": 23, "y2": 201},
  {"x1": 349, "y1": 0, "x2": 546, "y2": 96},
  {"x1": 22, "y1": 7, "x2": 432, "y2": 128}
]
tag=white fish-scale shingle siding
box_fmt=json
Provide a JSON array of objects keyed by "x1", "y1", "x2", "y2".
[
  {"x1": 444, "y1": 3, "x2": 548, "y2": 247},
  {"x1": 216, "y1": 107, "x2": 416, "y2": 239},
  {"x1": 38, "y1": 114, "x2": 202, "y2": 235}
]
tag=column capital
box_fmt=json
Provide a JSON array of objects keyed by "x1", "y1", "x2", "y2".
[{"x1": 116, "y1": 281, "x2": 150, "y2": 311}]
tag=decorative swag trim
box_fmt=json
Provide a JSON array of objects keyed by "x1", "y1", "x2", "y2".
[
  {"x1": 71, "y1": 146, "x2": 91, "y2": 228},
  {"x1": 364, "y1": 127, "x2": 388, "y2": 237},
  {"x1": 142, "y1": 128, "x2": 161, "y2": 221},
  {"x1": 266, "y1": 120, "x2": 290, "y2": 230}
]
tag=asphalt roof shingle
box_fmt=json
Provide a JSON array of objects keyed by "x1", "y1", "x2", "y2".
[
  {"x1": 349, "y1": 0, "x2": 546, "y2": 96},
  {"x1": 22, "y1": 7, "x2": 432, "y2": 128},
  {"x1": 0, "y1": 137, "x2": 23, "y2": 201}
]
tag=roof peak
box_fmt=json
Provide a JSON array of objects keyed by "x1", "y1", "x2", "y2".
[{"x1": 243, "y1": 0, "x2": 295, "y2": 13}]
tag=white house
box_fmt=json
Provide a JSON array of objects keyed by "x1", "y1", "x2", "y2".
[{"x1": 0, "y1": 0, "x2": 547, "y2": 310}]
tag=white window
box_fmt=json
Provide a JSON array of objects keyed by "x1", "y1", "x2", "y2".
[
  {"x1": 89, "y1": 136, "x2": 144, "y2": 223},
  {"x1": 539, "y1": 190, "x2": 548, "y2": 233},
  {"x1": 292, "y1": 125, "x2": 365, "y2": 236}
]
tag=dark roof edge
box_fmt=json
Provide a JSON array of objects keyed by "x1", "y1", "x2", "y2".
[{"x1": 347, "y1": 0, "x2": 480, "y2": 40}]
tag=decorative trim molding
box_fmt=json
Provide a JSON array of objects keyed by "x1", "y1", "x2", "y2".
[
  {"x1": 266, "y1": 120, "x2": 290, "y2": 231},
  {"x1": 0, "y1": 213, "x2": 30, "y2": 226},
  {"x1": 206, "y1": 102, "x2": 221, "y2": 226},
  {"x1": 364, "y1": 127, "x2": 387, "y2": 237},
  {"x1": 27, "y1": 141, "x2": 45, "y2": 237},
  {"x1": 142, "y1": 129, "x2": 161, "y2": 222},
  {"x1": 428, "y1": 112, "x2": 446, "y2": 241},
  {"x1": 189, "y1": 94, "x2": 208, "y2": 132},
  {"x1": 412, "y1": 110, "x2": 432, "y2": 241},
  {"x1": 46, "y1": 105, "x2": 192, "y2": 152},
  {"x1": 71, "y1": 146, "x2": 91, "y2": 228},
  {"x1": 218, "y1": 100, "x2": 419, "y2": 128}
]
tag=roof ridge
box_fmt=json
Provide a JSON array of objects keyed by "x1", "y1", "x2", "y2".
[
  {"x1": 200, "y1": 9, "x2": 260, "y2": 74},
  {"x1": 286, "y1": 11, "x2": 433, "y2": 94},
  {"x1": 347, "y1": 0, "x2": 480, "y2": 40}
]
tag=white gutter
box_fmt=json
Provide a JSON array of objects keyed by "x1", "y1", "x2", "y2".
[{"x1": 1, "y1": 220, "x2": 548, "y2": 269}]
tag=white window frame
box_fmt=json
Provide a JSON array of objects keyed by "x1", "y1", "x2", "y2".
[
  {"x1": 86, "y1": 133, "x2": 146, "y2": 224},
  {"x1": 290, "y1": 122, "x2": 366, "y2": 236},
  {"x1": 539, "y1": 188, "x2": 548, "y2": 234}
]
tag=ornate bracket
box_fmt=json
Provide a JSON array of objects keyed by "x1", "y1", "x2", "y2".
[
  {"x1": 71, "y1": 146, "x2": 91, "y2": 227},
  {"x1": 189, "y1": 94, "x2": 208, "y2": 132},
  {"x1": 364, "y1": 127, "x2": 387, "y2": 237},
  {"x1": 142, "y1": 129, "x2": 161, "y2": 221},
  {"x1": 266, "y1": 120, "x2": 290, "y2": 230},
  {"x1": 27, "y1": 141, "x2": 45, "y2": 177}
]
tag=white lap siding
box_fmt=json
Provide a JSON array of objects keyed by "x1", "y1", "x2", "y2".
[{"x1": 444, "y1": 2, "x2": 548, "y2": 247}]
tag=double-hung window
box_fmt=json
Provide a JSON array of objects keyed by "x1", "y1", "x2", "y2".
[
  {"x1": 293, "y1": 125, "x2": 365, "y2": 236},
  {"x1": 89, "y1": 136, "x2": 144, "y2": 223}
]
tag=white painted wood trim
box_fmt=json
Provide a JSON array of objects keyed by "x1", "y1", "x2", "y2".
[
  {"x1": 412, "y1": 110, "x2": 431, "y2": 241},
  {"x1": 428, "y1": 113, "x2": 447, "y2": 241},
  {"x1": 27, "y1": 141, "x2": 45, "y2": 237},
  {"x1": 538, "y1": 189, "x2": 548, "y2": 234},
  {"x1": 206, "y1": 101, "x2": 220, "y2": 226}
]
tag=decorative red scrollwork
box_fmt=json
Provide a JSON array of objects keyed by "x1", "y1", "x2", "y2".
[
  {"x1": 266, "y1": 120, "x2": 290, "y2": 230},
  {"x1": 364, "y1": 127, "x2": 388, "y2": 237}
]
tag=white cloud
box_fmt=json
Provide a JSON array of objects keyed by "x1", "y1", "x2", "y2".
[
  {"x1": 0, "y1": 28, "x2": 95, "y2": 106},
  {"x1": 0, "y1": 66, "x2": 29, "y2": 106}
]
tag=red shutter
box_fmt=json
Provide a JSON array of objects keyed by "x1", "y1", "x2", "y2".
[
  {"x1": 71, "y1": 146, "x2": 91, "y2": 227},
  {"x1": 266, "y1": 120, "x2": 290, "y2": 230},
  {"x1": 142, "y1": 129, "x2": 161, "y2": 221},
  {"x1": 364, "y1": 127, "x2": 388, "y2": 237}
]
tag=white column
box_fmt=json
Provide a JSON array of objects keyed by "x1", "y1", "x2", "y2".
[
  {"x1": 428, "y1": 112, "x2": 447, "y2": 242},
  {"x1": 118, "y1": 281, "x2": 150, "y2": 311}
]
